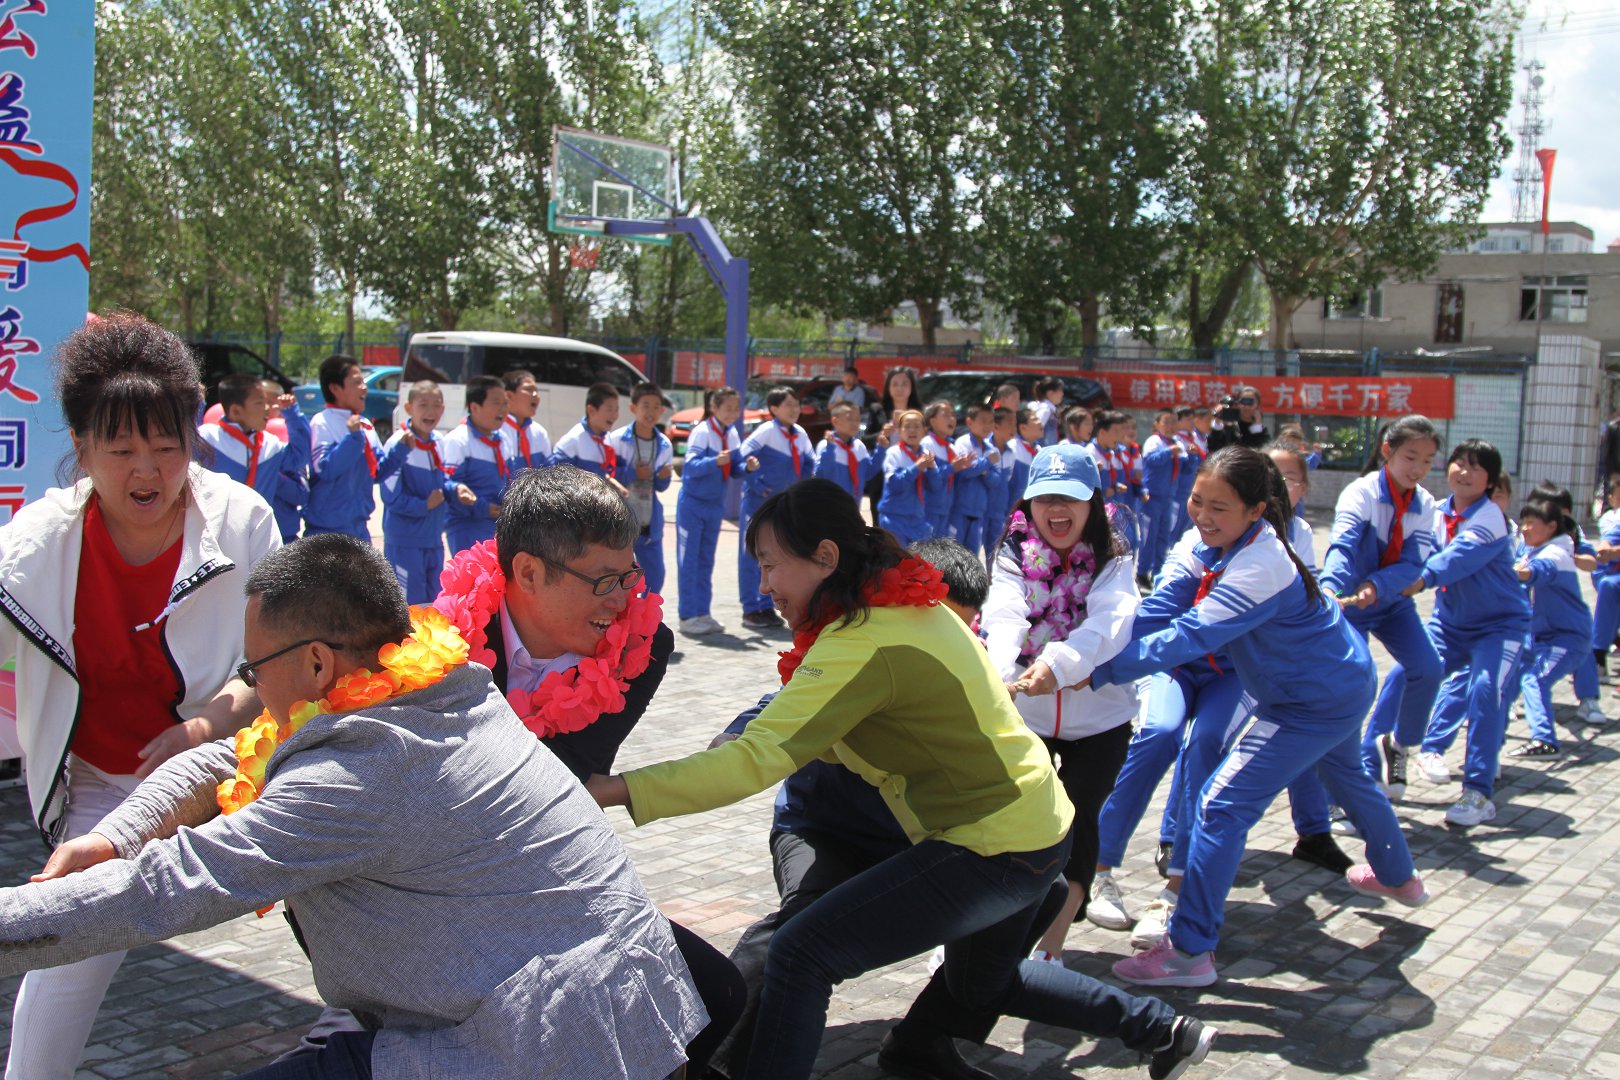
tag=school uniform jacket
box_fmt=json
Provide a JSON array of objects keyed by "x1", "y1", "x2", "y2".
[
  {"x1": 984, "y1": 548, "x2": 1140, "y2": 740},
  {"x1": 740, "y1": 421, "x2": 814, "y2": 502},
  {"x1": 501, "y1": 416, "x2": 552, "y2": 472},
  {"x1": 608, "y1": 424, "x2": 675, "y2": 528},
  {"x1": 680, "y1": 418, "x2": 744, "y2": 505},
  {"x1": 1320, "y1": 470, "x2": 1437, "y2": 615},
  {"x1": 305, "y1": 407, "x2": 387, "y2": 532},
  {"x1": 1008, "y1": 438, "x2": 1038, "y2": 503},
  {"x1": 950, "y1": 433, "x2": 995, "y2": 517},
  {"x1": 551, "y1": 420, "x2": 617, "y2": 478},
  {"x1": 1596, "y1": 510, "x2": 1620, "y2": 581},
  {"x1": 813, "y1": 434, "x2": 880, "y2": 499},
  {"x1": 441, "y1": 422, "x2": 511, "y2": 531},
  {"x1": 1419, "y1": 497, "x2": 1530, "y2": 635},
  {"x1": 1140, "y1": 434, "x2": 1181, "y2": 499},
  {"x1": 878, "y1": 443, "x2": 945, "y2": 522},
  {"x1": 378, "y1": 429, "x2": 460, "y2": 549},
  {"x1": 1520, "y1": 535, "x2": 1593, "y2": 643},
  {"x1": 197, "y1": 420, "x2": 290, "y2": 507},
  {"x1": 1095, "y1": 519, "x2": 1375, "y2": 721},
  {"x1": 920, "y1": 433, "x2": 958, "y2": 508}
]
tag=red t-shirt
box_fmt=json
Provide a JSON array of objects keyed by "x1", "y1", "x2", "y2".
[{"x1": 70, "y1": 499, "x2": 185, "y2": 775}]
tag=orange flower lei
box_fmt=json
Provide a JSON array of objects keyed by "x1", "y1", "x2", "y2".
[
  {"x1": 217, "y1": 606, "x2": 471, "y2": 815},
  {"x1": 777, "y1": 557, "x2": 949, "y2": 684}
]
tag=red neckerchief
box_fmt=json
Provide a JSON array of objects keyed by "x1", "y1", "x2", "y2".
[
  {"x1": 709, "y1": 417, "x2": 733, "y2": 480},
  {"x1": 777, "y1": 558, "x2": 948, "y2": 684},
  {"x1": 589, "y1": 429, "x2": 617, "y2": 474},
  {"x1": 356, "y1": 418, "x2": 378, "y2": 478},
  {"x1": 834, "y1": 436, "x2": 860, "y2": 492},
  {"x1": 472, "y1": 424, "x2": 509, "y2": 479},
  {"x1": 899, "y1": 442, "x2": 927, "y2": 498},
  {"x1": 926, "y1": 433, "x2": 955, "y2": 489},
  {"x1": 1192, "y1": 526, "x2": 1262, "y2": 673},
  {"x1": 219, "y1": 422, "x2": 263, "y2": 488},
  {"x1": 1380, "y1": 469, "x2": 1415, "y2": 568},
  {"x1": 505, "y1": 417, "x2": 533, "y2": 468},
  {"x1": 1166, "y1": 436, "x2": 1180, "y2": 482},
  {"x1": 1442, "y1": 501, "x2": 1466, "y2": 544},
  {"x1": 1017, "y1": 437, "x2": 1036, "y2": 459},
  {"x1": 1096, "y1": 441, "x2": 1119, "y2": 492},
  {"x1": 778, "y1": 421, "x2": 802, "y2": 477},
  {"x1": 413, "y1": 433, "x2": 448, "y2": 474}
]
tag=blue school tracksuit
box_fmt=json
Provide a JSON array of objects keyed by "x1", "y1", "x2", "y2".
[
  {"x1": 1095, "y1": 521, "x2": 1332, "y2": 876},
  {"x1": 877, "y1": 443, "x2": 944, "y2": 548},
  {"x1": 502, "y1": 415, "x2": 551, "y2": 472},
  {"x1": 1139, "y1": 433, "x2": 1182, "y2": 577},
  {"x1": 1090, "y1": 441, "x2": 1139, "y2": 551},
  {"x1": 552, "y1": 419, "x2": 617, "y2": 478},
  {"x1": 1515, "y1": 535, "x2": 1595, "y2": 749},
  {"x1": 197, "y1": 413, "x2": 299, "y2": 509},
  {"x1": 441, "y1": 421, "x2": 511, "y2": 555},
  {"x1": 948, "y1": 433, "x2": 995, "y2": 554},
  {"x1": 1169, "y1": 433, "x2": 1204, "y2": 542},
  {"x1": 305, "y1": 407, "x2": 388, "y2": 539},
  {"x1": 609, "y1": 423, "x2": 675, "y2": 595},
  {"x1": 1320, "y1": 470, "x2": 1444, "y2": 778},
  {"x1": 676, "y1": 417, "x2": 745, "y2": 621},
  {"x1": 739, "y1": 420, "x2": 814, "y2": 616},
  {"x1": 982, "y1": 438, "x2": 1015, "y2": 556},
  {"x1": 920, "y1": 433, "x2": 958, "y2": 539},
  {"x1": 1409, "y1": 498, "x2": 1529, "y2": 799},
  {"x1": 1091, "y1": 519, "x2": 1414, "y2": 956},
  {"x1": 1591, "y1": 509, "x2": 1620, "y2": 665},
  {"x1": 270, "y1": 405, "x2": 312, "y2": 542},
  {"x1": 813, "y1": 433, "x2": 880, "y2": 503},
  {"x1": 378, "y1": 429, "x2": 461, "y2": 604}
]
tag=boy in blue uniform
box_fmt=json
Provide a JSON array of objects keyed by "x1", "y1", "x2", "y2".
[
  {"x1": 379, "y1": 381, "x2": 477, "y2": 602},
  {"x1": 501, "y1": 369, "x2": 551, "y2": 470},
  {"x1": 737, "y1": 386, "x2": 814, "y2": 628},
  {"x1": 982, "y1": 406, "x2": 1017, "y2": 556},
  {"x1": 552, "y1": 381, "x2": 625, "y2": 487},
  {"x1": 813, "y1": 401, "x2": 882, "y2": 503},
  {"x1": 610, "y1": 382, "x2": 675, "y2": 594},
  {"x1": 948, "y1": 405, "x2": 997, "y2": 554},
  {"x1": 440, "y1": 374, "x2": 511, "y2": 556},
  {"x1": 677, "y1": 387, "x2": 753, "y2": 636},
  {"x1": 262, "y1": 379, "x2": 312, "y2": 542},
  {"x1": 197, "y1": 374, "x2": 307, "y2": 520},
  {"x1": 305, "y1": 354, "x2": 388, "y2": 539},
  {"x1": 1139, "y1": 408, "x2": 1186, "y2": 580}
]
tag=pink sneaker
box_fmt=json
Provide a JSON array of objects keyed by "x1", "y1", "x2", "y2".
[
  {"x1": 1112, "y1": 935, "x2": 1217, "y2": 988},
  {"x1": 1346, "y1": 864, "x2": 1430, "y2": 907}
]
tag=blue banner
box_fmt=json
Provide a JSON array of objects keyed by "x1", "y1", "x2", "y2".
[{"x1": 0, "y1": 0, "x2": 92, "y2": 522}]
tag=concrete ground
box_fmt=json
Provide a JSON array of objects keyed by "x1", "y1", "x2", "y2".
[{"x1": 3, "y1": 480, "x2": 1618, "y2": 1078}]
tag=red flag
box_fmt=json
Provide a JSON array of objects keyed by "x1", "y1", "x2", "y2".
[{"x1": 1536, "y1": 148, "x2": 1557, "y2": 236}]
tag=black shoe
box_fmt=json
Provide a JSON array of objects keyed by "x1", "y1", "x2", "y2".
[
  {"x1": 1374, "y1": 733, "x2": 1408, "y2": 801},
  {"x1": 877, "y1": 1030, "x2": 995, "y2": 1080},
  {"x1": 1292, "y1": 832, "x2": 1353, "y2": 874},
  {"x1": 740, "y1": 609, "x2": 781, "y2": 629},
  {"x1": 1510, "y1": 739, "x2": 1561, "y2": 758},
  {"x1": 1156, "y1": 841, "x2": 1174, "y2": 880},
  {"x1": 1148, "y1": 1016, "x2": 1217, "y2": 1080}
]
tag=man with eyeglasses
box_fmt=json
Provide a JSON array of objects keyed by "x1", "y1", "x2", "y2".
[{"x1": 1208, "y1": 384, "x2": 1271, "y2": 453}]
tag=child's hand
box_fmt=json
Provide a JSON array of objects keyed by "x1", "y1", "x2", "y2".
[
  {"x1": 918, "y1": 453, "x2": 936, "y2": 469},
  {"x1": 1515, "y1": 563, "x2": 1532, "y2": 581},
  {"x1": 456, "y1": 483, "x2": 478, "y2": 505},
  {"x1": 276, "y1": 393, "x2": 297, "y2": 413},
  {"x1": 952, "y1": 454, "x2": 973, "y2": 472},
  {"x1": 708, "y1": 732, "x2": 739, "y2": 749},
  {"x1": 346, "y1": 413, "x2": 366, "y2": 433},
  {"x1": 1349, "y1": 583, "x2": 1379, "y2": 608},
  {"x1": 745, "y1": 456, "x2": 760, "y2": 473},
  {"x1": 426, "y1": 488, "x2": 446, "y2": 510},
  {"x1": 877, "y1": 433, "x2": 891, "y2": 449},
  {"x1": 636, "y1": 460, "x2": 654, "y2": 479},
  {"x1": 1399, "y1": 577, "x2": 1424, "y2": 598},
  {"x1": 658, "y1": 464, "x2": 673, "y2": 482},
  {"x1": 487, "y1": 502, "x2": 502, "y2": 520}
]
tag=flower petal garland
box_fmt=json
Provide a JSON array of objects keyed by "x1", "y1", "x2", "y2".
[
  {"x1": 1006, "y1": 510, "x2": 1098, "y2": 656},
  {"x1": 433, "y1": 539, "x2": 664, "y2": 739},
  {"x1": 217, "y1": 606, "x2": 470, "y2": 816},
  {"x1": 777, "y1": 556, "x2": 949, "y2": 684}
]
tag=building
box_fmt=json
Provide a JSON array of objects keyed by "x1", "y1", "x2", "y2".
[{"x1": 1285, "y1": 221, "x2": 1620, "y2": 364}]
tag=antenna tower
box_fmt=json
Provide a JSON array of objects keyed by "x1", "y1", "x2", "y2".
[{"x1": 1511, "y1": 59, "x2": 1547, "y2": 223}]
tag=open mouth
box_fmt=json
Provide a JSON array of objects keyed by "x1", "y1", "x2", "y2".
[
  {"x1": 131, "y1": 489, "x2": 161, "y2": 508},
  {"x1": 1044, "y1": 513, "x2": 1074, "y2": 539},
  {"x1": 587, "y1": 617, "x2": 613, "y2": 635}
]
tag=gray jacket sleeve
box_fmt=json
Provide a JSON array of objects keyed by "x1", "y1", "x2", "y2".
[{"x1": 93, "y1": 739, "x2": 238, "y2": 856}]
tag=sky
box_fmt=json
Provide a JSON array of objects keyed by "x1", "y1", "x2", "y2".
[{"x1": 1478, "y1": 1, "x2": 1620, "y2": 248}]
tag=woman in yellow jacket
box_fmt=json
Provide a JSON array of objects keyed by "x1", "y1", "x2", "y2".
[{"x1": 589, "y1": 479, "x2": 1215, "y2": 1080}]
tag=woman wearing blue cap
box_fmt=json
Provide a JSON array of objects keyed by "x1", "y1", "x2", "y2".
[{"x1": 981, "y1": 444, "x2": 1143, "y2": 963}]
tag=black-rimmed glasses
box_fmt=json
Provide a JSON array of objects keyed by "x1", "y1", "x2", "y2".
[
  {"x1": 542, "y1": 558, "x2": 644, "y2": 596},
  {"x1": 237, "y1": 639, "x2": 350, "y2": 689}
]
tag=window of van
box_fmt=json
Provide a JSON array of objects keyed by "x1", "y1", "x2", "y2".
[
  {"x1": 403, "y1": 343, "x2": 473, "y2": 384},
  {"x1": 479, "y1": 346, "x2": 638, "y2": 393}
]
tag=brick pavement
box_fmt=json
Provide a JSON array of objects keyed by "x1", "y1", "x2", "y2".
[{"x1": 4, "y1": 485, "x2": 1620, "y2": 1078}]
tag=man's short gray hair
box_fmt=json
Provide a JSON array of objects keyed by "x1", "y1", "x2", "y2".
[{"x1": 496, "y1": 466, "x2": 637, "y2": 579}]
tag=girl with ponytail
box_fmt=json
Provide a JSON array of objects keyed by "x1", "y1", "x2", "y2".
[
  {"x1": 1510, "y1": 494, "x2": 1596, "y2": 759},
  {"x1": 1059, "y1": 446, "x2": 1427, "y2": 988}
]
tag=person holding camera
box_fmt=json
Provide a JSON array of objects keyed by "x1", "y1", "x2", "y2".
[{"x1": 1207, "y1": 387, "x2": 1270, "y2": 453}]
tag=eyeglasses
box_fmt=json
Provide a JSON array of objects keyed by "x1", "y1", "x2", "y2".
[
  {"x1": 1238, "y1": 396, "x2": 1258, "y2": 406},
  {"x1": 542, "y1": 558, "x2": 644, "y2": 596},
  {"x1": 236, "y1": 639, "x2": 350, "y2": 689}
]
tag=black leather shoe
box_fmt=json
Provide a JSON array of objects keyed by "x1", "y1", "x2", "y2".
[
  {"x1": 1292, "y1": 831, "x2": 1353, "y2": 874},
  {"x1": 1156, "y1": 840, "x2": 1174, "y2": 879},
  {"x1": 877, "y1": 1030, "x2": 996, "y2": 1080}
]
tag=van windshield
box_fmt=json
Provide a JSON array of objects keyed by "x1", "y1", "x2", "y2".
[{"x1": 404, "y1": 343, "x2": 473, "y2": 384}]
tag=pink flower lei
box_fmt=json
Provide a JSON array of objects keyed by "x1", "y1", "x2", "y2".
[
  {"x1": 433, "y1": 539, "x2": 664, "y2": 739},
  {"x1": 1006, "y1": 509, "x2": 1097, "y2": 655}
]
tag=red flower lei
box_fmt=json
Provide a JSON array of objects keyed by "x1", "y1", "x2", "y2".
[
  {"x1": 777, "y1": 556, "x2": 949, "y2": 684},
  {"x1": 433, "y1": 539, "x2": 664, "y2": 738}
]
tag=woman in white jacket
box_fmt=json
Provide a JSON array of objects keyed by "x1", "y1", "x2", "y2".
[
  {"x1": 987, "y1": 444, "x2": 1140, "y2": 962},
  {"x1": 0, "y1": 314, "x2": 279, "y2": 1079}
]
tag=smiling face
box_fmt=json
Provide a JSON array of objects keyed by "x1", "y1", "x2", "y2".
[
  {"x1": 770, "y1": 394, "x2": 801, "y2": 427},
  {"x1": 227, "y1": 384, "x2": 270, "y2": 433},
  {"x1": 830, "y1": 406, "x2": 862, "y2": 439},
  {"x1": 329, "y1": 365, "x2": 366, "y2": 413},
  {"x1": 75, "y1": 424, "x2": 191, "y2": 536},
  {"x1": 966, "y1": 412, "x2": 994, "y2": 440},
  {"x1": 406, "y1": 388, "x2": 446, "y2": 438},
  {"x1": 752, "y1": 522, "x2": 836, "y2": 630},
  {"x1": 467, "y1": 387, "x2": 509, "y2": 436},
  {"x1": 1382, "y1": 436, "x2": 1438, "y2": 492},
  {"x1": 506, "y1": 541, "x2": 637, "y2": 658},
  {"x1": 1447, "y1": 454, "x2": 1489, "y2": 508},
  {"x1": 507, "y1": 376, "x2": 539, "y2": 422},
  {"x1": 711, "y1": 394, "x2": 741, "y2": 427},
  {"x1": 1270, "y1": 450, "x2": 1309, "y2": 513},
  {"x1": 586, "y1": 395, "x2": 620, "y2": 435},
  {"x1": 1186, "y1": 473, "x2": 1264, "y2": 551},
  {"x1": 632, "y1": 392, "x2": 664, "y2": 431},
  {"x1": 1030, "y1": 493, "x2": 1090, "y2": 552}
]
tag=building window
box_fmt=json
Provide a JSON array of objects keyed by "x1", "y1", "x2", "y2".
[
  {"x1": 1436, "y1": 284, "x2": 1464, "y2": 343},
  {"x1": 1323, "y1": 288, "x2": 1384, "y2": 320},
  {"x1": 1520, "y1": 275, "x2": 1588, "y2": 323}
]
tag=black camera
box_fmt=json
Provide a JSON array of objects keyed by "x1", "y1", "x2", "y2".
[{"x1": 1215, "y1": 394, "x2": 1243, "y2": 426}]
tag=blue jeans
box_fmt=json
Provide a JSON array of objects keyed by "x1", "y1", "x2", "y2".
[
  {"x1": 744, "y1": 835, "x2": 1177, "y2": 1080},
  {"x1": 240, "y1": 1031, "x2": 374, "y2": 1079}
]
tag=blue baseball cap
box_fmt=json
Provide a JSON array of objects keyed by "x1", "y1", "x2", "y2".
[{"x1": 1023, "y1": 444, "x2": 1100, "y2": 502}]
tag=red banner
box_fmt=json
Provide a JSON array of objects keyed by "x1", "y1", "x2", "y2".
[{"x1": 1094, "y1": 372, "x2": 1455, "y2": 419}]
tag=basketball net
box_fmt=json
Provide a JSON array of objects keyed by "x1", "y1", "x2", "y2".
[{"x1": 569, "y1": 240, "x2": 601, "y2": 270}]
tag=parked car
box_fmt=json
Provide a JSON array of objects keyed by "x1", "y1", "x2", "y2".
[
  {"x1": 914, "y1": 370, "x2": 1111, "y2": 434},
  {"x1": 187, "y1": 341, "x2": 295, "y2": 404},
  {"x1": 293, "y1": 365, "x2": 403, "y2": 442}
]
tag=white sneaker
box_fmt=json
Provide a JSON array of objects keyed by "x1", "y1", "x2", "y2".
[
  {"x1": 1445, "y1": 789, "x2": 1497, "y2": 827},
  {"x1": 1029, "y1": 948, "x2": 1065, "y2": 966},
  {"x1": 1579, "y1": 698, "x2": 1609, "y2": 725},
  {"x1": 1415, "y1": 751, "x2": 1450, "y2": 784},
  {"x1": 1086, "y1": 873, "x2": 1134, "y2": 931},
  {"x1": 1329, "y1": 805, "x2": 1360, "y2": 838},
  {"x1": 1130, "y1": 890, "x2": 1176, "y2": 951},
  {"x1": 927, "y1": 944, "x2": 946, "y2": 974},
  {"x1": 679, "y1": 616, "x2": 719, "y2": 636},
  {"x1": 701, "y1": 615, "x2": 726, "y2": 634},
  {"x1": 1512, "y1": 701, "x2": 1526, "y2": 721}
]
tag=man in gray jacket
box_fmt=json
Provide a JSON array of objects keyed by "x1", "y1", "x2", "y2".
[{"x1": 2, "y1": 535, "x2": 705, "y2": 1079}]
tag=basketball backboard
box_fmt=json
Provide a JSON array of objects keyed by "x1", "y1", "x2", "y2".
[{"x1": 549, "y1": 126, "x2": 677, "y2": 246}]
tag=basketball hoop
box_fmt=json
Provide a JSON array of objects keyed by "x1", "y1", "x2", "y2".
[{"x1": 569, "y1": 240, "x2": 600, "y2": 270}]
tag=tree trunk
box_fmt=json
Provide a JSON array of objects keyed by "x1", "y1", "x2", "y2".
[
  {"x1": 1077, "y1": 292, "x2": 1100, "y2": 351},
  {"x1": 1191, "y1": 261, "x2": 1251, "y2": 357},
  {"x1": 1268, "y1": 290, "x2": 1302, "y2": 350},
  {"x1": 914, "y1": 296, "x2": 941, "y2": 349},
  {"x1": 344, "y1": 279, "x2": 357, "y2": 356}
]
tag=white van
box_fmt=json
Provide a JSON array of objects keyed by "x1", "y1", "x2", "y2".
[{"x1": 396, "y1": 331, "x2": 649, "y2": 437}]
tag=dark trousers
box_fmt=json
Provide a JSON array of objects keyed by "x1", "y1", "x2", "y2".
[
  {"x1": 242, "y1": 1031, "x2": 375, "y2": 1079},
  {"x1": 1043, "y1": 723, "x2": 1134, "y2": 918},
  {"x1": 740, "y1": 833, "x2": 1177, "y2": 1080}
]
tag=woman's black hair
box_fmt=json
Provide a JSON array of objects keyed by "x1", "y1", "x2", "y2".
[
  {"x1": 881, "y1": 366, "x2": 919, "y2": 417},
  {"x1": 744, "y1": 478, "x2": 907, "y2": 632},
  {"x1": 55, "y1": 312, "x2": 202, "y2": 482},
  {"x1": 1361, "y1": 413, "x2": 1442, "y2": 475},
  {"x1": 1520, "y1": 494, "x2": 1577, "y2": 539},
  {"x1": 995, "y1": 489, "x2": 1124, "y2": 576},
  {"x1": 765, "y1": 385, "x2": 798, "y2": 410},
  {"x1": 1200, "y1": 446, "x2": 1325, "y2": 608},
  {"x1": 701, "y1": 385, "x2": 738, "y2": 421},
  {"x1": 1446, "y1": 438, "x2": 1503, "y2": 496}
]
